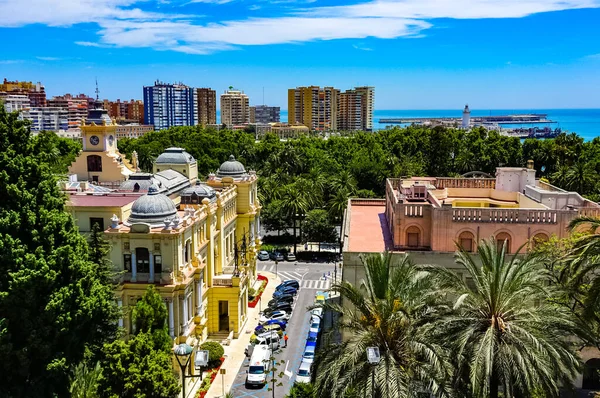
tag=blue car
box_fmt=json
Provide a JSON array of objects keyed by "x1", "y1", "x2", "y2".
[
  {"x1": 306, "y1": 331, "x2": 318, "y2": 348},
  {"x1": 274, "y1": 286, "x2": 297, "y2": 296},
  {"x1": 265, "y1": 319, "x2": 287, "y2": 329}
]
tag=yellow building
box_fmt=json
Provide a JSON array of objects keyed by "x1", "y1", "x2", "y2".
[
  {"x1": 288, "y1": 86, "x2": 339, "y2": 131},
  {"x1": 68, "y1": 100, "x2": 135, "y2": 185}
]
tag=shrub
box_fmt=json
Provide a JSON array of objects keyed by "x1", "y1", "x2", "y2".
[
  {"x1": 248, "y1": 287, "x2": 257, "y2": 299},
  {"x1": 199, "y1": 341, "x2": 224, "y2": 368}
]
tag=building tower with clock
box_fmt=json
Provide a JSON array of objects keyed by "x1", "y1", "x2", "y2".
[{"x1": 68, "y1": 98, "x2": 136, "y2": 184}]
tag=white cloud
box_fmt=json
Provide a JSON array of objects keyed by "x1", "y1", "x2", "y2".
[
  {"x1": 36, "y1": 56, "x2": 61, "y2": 61},
  {"x1": 0, "y1": 0, "x2": 599, "y2": 54},
  {"x1": 353, "y1": 43, "x2": 373, "y2": 51},
  {"x1": 0, "y1": 60, "x2": 23, "y2": 64},
  {"x1": 75, "y1": 41, "x2": 112, "y2": 47}
]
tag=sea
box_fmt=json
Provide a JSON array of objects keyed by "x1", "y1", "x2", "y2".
[{"x1": 219, "y1": 109, "x2": 600, "y2": 141}]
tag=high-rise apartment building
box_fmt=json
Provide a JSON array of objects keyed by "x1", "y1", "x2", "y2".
[
  {"x1": 1, "y1": 94, "x2": 31, "y2": 113},
  {"x1": 196, "y1": 88, "x2": 217, "y2": 126},
  {"x1": 103, "y1": 99, "x2": 145, "y2": 124},
  {"x1": 143, "y1": 81, "x2": 197, "y2": 131},
  {"x1": 0, "y1": 78, "x2": 46, "y2": 107},
  {"x1": 250, "y1": 105, "x2": 280, "y2": 124},
  {"x1": 220, "y1": 89, "x2": 249, "y2": 127},
  {"x1": 338, "y1": 86, "x2": 375, "y2": 131},
  {"x1": 288, "y1": 86, "x2": 339, "y2": 131},
  {"x1": 48, "y1": 94, "x2": 91, "y2": 130},
  {"x1": 23, "y1": 107, "x2": 69, "y2": 132}
]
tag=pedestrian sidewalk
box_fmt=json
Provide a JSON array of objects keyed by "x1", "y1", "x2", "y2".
[{"x1": 204, "y1": 271, "x2": 281, "y2": 398}]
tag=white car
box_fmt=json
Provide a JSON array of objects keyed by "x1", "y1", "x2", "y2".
[
  {"x1": 302, "y1": 345, "x2": 316, "y2": 364},
  {"x1": 259, "y1": 310, "x2": 289, "y2": 324},
  {"x1": 309, "y1": 316, "x2": 321, "y2": 334},
  {"x1": 296, "y1": 361, "x2": 312, "y2": 384},
  {"x1": 311, "y1": 307, "x2": 323, "y2": 318}
]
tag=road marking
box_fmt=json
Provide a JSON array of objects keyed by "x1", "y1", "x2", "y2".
[
  {"x1": 284, "y1": 360, "x2": 293, "y2": 378},
  {"x1": 301, "y1": 280, "x2": 331, "y2": 290}
]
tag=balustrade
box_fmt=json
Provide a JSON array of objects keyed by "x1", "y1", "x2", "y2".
[{"x1": 451, "y1": 208, "x2": 558, "y2": 224}]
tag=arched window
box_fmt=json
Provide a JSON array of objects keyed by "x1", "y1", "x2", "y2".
[
  {"x1": 406, "y1": 226, "x2": 420, "y2": 248},
  {"x1": 191, "y1": 192, "x2": 198, "y2": 204},
  {"x1": 495, "y1": 232, "x2": 512, "y2": 254},
  {"x1": 133, "y1": 183, "x2": 140, "y2": 193},
  {"x1": 136, "y1": 248, "x2": 149, "y2": 273},
  {"x1": 583, "y1": 358, "x2": 600, "y2": 390},
  {"x1": 458, "y1": 231, "x2": 475, "y2": 252},
  {"x1": 87, "y1": 155, "x2": 102, "y2": 172},
  {"x1": 531, "y1": 233, "x2": 549, "y2": 249}
]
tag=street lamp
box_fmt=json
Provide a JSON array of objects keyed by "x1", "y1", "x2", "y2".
[
  {"x1": 366, "y1": 347, "x2": 381, "y2": 398},
  {"x1": 275, "y1": 260, "x2": 278, "y2": 279},
  {"x1": 174, "y1": 343, "x2": 194, "y2": 398}
]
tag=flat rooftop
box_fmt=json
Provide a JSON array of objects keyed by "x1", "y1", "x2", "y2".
[
  {"x1": 67, "y1": 194, "x2": 138, "y2": 207},
  {"x1": 346, "y1": 201, "x2": 392, "y2": 253}
]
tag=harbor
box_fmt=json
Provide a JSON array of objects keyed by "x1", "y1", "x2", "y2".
[{"x1": 379, "y1": 113, "x2": 556, "y2": 125}]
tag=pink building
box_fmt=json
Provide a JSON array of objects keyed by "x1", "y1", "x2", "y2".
[{"x1": 341, "y1": 163, "x2": 600, "y2": 389}]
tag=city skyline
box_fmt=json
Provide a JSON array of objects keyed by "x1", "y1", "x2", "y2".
[{"x1": 1, "y1": 1, "x2": 600, "y2": 109}]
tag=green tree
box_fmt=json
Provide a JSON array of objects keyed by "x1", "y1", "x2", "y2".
[
  {"x1": 429, "y1": 239, "x2": 580, "y2": 398},
  {"x1": 70, "y1": 362, "x2": 102, "y2": 398},
  {"x1": 566, "y1": 161, "x2": 596, "y2": 194},
  {"x1": 0, "y1": 106, "x2": 119, "y2": 397},
  {"x1": 98, "y1": 286, "x2": 179, "y2": 398},
  {"x1": 280, "y1": 185, "x2": 309, "y2": 254},
  {"x1": 301, "y1": 209, "x2": 338, "y2": 244},
  {"x1": 285, "y1": 382, "x2": 315, "y2": 398},
  {"x1": 314, "y1": 253, "x2": 450, "y2": 398}
]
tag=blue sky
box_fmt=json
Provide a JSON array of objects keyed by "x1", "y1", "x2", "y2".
[{"x1": 1, "y1": 0, "x2": 600, "y2": 110}]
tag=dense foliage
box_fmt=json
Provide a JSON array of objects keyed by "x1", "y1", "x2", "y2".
[
  {"x1": 98, "y1": 286, "x2": 179, "y2": 398},
  {"x1": 0, "y1": 105, "x2": 118, "y2": 397},
  {"x1": 118, "y1": 126, "x2": 600, "y2": 243},
  {"x1": 199, "y1": 341, "x2": 225, "y2": 368}
]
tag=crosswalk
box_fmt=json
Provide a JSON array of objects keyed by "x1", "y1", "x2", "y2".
[{"x1": 257, "y1": 264, "x2": 336, "y2": 290}]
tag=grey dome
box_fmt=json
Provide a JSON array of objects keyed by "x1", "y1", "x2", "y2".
[
  {"x1": 181, "y1": 181, "x2": 217, "y2": 204},
  {"x1": 216, "y1": 155, "x2": 247, "y2": 178},
  {"x1": 119, "y1": 173, "x2": 166, "y2": 193},
  {"x1": 155, "y1": 147, "x2": 196, "y2": 165},
  {"x1": 126, "y1": 185, "x2": 178, "y2": 227}
]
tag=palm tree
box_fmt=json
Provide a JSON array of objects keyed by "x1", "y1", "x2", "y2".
[
  {"x1": 327, "y1": 187, "x2": 351, "y2": 223},
  {"x1": 280, "y1": 185, "x2": 309, "y2": 254},
  {"x1": 330, "y1": 169, "x2": 357, "y2": 195},
  {"x1": 565, "y1": 161, "x2": 596, "y2": 194},
  {"x1": 314, "y1": 252, "x2": 451, "y2": 398},
  {"x1": 428, "y1": 239, "x2": 580, "y2": 398}
]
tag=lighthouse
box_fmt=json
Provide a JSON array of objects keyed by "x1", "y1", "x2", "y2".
[{"x1": 462, "y1": 104, "x2": 471, "y2": 129}]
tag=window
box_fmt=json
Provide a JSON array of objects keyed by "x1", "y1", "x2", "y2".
[
  {"x1": 458, "y1": 231, "x2": 475, "y2": 252},
  {"x1": 133, "y1": 183, "x2": 140, "y2": 192},
  {"x1": 406, "y1": 226, "x2": 420, "y2": 248},
  {"x1": 184, "y1": 239, "x2": 191, "y2": 263},
  {"x1": 136, "y1": 248, "x2": 150, "y2": 273},
  {"x1": 90, "y1": 217, "x2": 104, "y2": 231},
  {"x1": 155, "y1": 255, "x2": 162, "y2": 274},
  {"x1": 87, "y1": 155, "x2": 102, "y2": 172},
  {"x1": 495, "y1": 232, "x2": 512, "y2": 254},
  {"x1": 123, "y1": 254, "x2": 132, "y2": 272},
  {"x1": 531, "y1": 233, "x2": 549, "y2": 249}
]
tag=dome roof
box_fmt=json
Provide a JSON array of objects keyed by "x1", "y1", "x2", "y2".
[
  {"x1": 126, "y1": 185, "x2": 178, "y2": 227},
  {"x1": 155, "y1": 147, "x2": 196, "y2": 165},
  {"x1": 119, "y1": 173, "x2": 167, "y2": 193},
  {"x1": 216, "y1": 155, "x2": 247, "y2": 178},
  {"x1": 181, "y1": 181, "x2": 217, "y2": 204}
]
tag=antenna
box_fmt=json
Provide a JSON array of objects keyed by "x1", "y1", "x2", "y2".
[{"x1": 95, "y1": 78, "x2": 100, "y2": 100}]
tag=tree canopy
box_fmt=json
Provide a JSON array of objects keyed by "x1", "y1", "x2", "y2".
[{"x1": 0, "y1": 106, "x2": 118, "y2": 397}]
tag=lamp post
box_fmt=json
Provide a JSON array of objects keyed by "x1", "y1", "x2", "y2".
[
  {"x1": 275, "y1": 260, "x2": 278, "y2": 279},
  {"x1": 174, "y1": 343, "x2": 193, "y2": 398},
  {"x1": 366, "y1": 347, "x2": 381, "y2": 398}
]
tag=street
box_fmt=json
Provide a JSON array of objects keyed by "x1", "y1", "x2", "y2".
[{"x1": 228, "y1": 261, "x2": 338, "y2": 398}]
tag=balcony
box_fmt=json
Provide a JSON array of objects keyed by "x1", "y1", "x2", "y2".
[{"x1": 213, "y1": 268, "x2": 247, "y2": 287}]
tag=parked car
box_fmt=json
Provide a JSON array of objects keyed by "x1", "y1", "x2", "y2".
[
  {"x1": 306, "y1": 331, "x2": 318, "y2": 348},
  {"x1": 309, "y1": 317, "x2": 321, "y2": 334},
  {"x1": 268, "y1": 301, "x2": 292, "y2": 313},
  {"x1": 270, "y1": 293, "x2": 294, "y2": 303},
  {"x1": 264, "y1": 318, "x2": 287, "y2": 329},
  {"x1": 311, "y1": 307, "x2": 323, "y2": 318},
  {"x1": 278, "y1": 280, "x2": 300, "y2": 290},
  {"x1": 257, "y1": 250, "x2": 270, "y2": 261},
  {"x1": 269, "y1": 251, "x2": 284, "y2": 261},
  {"x1": 274, "y1": 286, "x2": 297, "y2": 296},
  {"x1": 245, "y1": 346, "x2": 271, "y2": 387},
  {"x1": 255, "y1": 323, "x2": 284, "y2": 335},
  {"x1": 302, "y1": 345, "x2": 316, "y2": 364},
  {"x1": 259, "y1": 310, "x2": 289, "y2": 324},
  {"x1": 285, "y1": 252, "x2": 296, "y2": 261},
  {"x1": 250, "y1": 331, "x2": 281, "y2": 349},
  {"x1": 296, "y1": 361, "x2": 312, "y2": 384}
]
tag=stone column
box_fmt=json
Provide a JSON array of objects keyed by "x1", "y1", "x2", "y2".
[
  {"x1": 118, "y1": 299, "x2": 123, "y2": 328},
  {"x1": 131, "y1": 251, "x2": 137, "y2": 282},
  {"x1": 183, "y1": 295, "x2": 188, "y2": 328},
  {"x1": 168, "y1": 299, "x2": 175, "y2": 337},
  {"x1": 149, "y1": 251, "x2": 155, "y2": 283}
]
